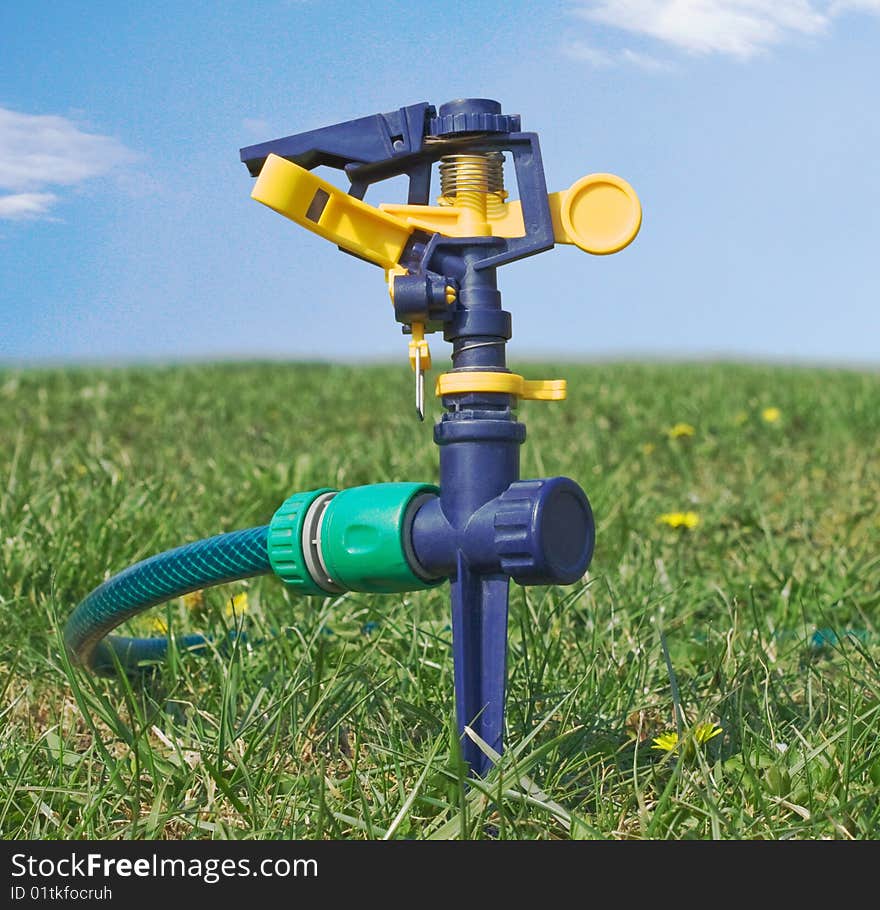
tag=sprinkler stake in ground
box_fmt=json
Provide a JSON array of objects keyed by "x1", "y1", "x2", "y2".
[{"x1": 64, "y1": 99, "x2": 641, "y2": 777}]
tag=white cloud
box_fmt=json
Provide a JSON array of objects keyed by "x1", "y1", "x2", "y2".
[
  {"x1": 619, "y1": 47, "x2": 676, "y2": 68},
  {"x1": 0, "y1": 107, "x2": 136, "y2": 221},
  {"x1": 563, "y1": 38, "x2": 673, "y2": 68},
  {"x1": 563, "y1": 40, "x2": 619, "y2": 65},
  {"x1": 570, "y1": 0, "x2": 880, "y2": 62},
  {"x1": 0, "y1": 192, "x2": 58, "y2": 220},
  {"x1": 831, "y1": 0, "x2": 880, "y2": 10}
]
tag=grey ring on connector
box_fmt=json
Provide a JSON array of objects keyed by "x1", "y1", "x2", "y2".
[{"x1": 302, "y1": 492, "x2": 344, "y2": 593}]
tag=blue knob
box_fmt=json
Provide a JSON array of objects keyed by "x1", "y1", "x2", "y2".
[
  {"x1": 429, "y1": 98, "x2": 521, "y2": 137},
  {"x1": 493, "y1": 478, "x2": 594, "y2": 585}
]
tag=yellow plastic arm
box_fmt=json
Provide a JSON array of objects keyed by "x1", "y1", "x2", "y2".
[
  {"x1": 251, "y1": 154, "x2": 416, "y2": 270},
  {"x1": 435, "y1": 371, "x2": 566, "y2": 401},
  {"x1": 380, "y1": 173, "x2": 641, "y2": 255}
]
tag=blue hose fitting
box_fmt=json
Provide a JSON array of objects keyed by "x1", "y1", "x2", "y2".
[{"x1": 409, "y1": 476, "x2": 594, "y2": 586}]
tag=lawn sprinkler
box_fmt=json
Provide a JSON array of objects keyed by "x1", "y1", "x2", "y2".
[{"x1": 64, "y1": 99, "x2": 641, "y2": 777}]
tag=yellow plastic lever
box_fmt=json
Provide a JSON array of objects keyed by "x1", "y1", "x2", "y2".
[
  {"x1": 435, "y1": 371, "x2": 566, "y2": 401},
  {"x1": 251, "y1": 154, "x2": 416, "y2": 270},
  {"x1": 379, "y1": 173, "x2": 641, "y2": 255}
]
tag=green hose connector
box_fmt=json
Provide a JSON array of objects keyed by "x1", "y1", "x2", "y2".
[
  {"x1": 268, "y1": 488, "x2": 337, "y2": 595},
  {"x1": 321, "y1": 482, "x2": 442, "y2": 593}
]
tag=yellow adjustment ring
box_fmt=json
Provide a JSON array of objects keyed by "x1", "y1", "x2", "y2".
[
  {"x1": 435, "y1": 372, "x2": 566, "y2": 401},
  {"x1": 560, "y1": 173, "x2": 642, "y2": 255}
]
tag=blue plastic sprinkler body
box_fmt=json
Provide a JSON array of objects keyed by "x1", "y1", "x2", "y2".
[{"x1": 239, "y1": 99, "x2": 641, "y2": 776}]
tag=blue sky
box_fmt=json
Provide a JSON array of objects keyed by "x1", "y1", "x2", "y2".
[{"x1": 1, "y1": 1, "x2": 878, "y2": 366}]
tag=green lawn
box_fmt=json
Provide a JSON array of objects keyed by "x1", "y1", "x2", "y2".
[{"x1": 1, "y1": 360, "x2": 878, "y2": 839}]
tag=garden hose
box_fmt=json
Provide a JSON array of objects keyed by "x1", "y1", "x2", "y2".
[
  {"x1": 64, "y1": 483, "x2": 441, "y2": 676},
  {"x1": 63, "y1": 526, "x2": 273, "y2": 675}
]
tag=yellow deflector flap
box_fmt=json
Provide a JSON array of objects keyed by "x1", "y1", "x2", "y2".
[
  {"x1": 557, "y1": 173, "x2": 641, "y2": 255},
  {"x1": 251, "y1": 154, "x2": 415, "y2": 270}
]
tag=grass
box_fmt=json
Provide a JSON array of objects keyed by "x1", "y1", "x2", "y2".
[{"x1": 1, "y1": 359, "x2": 878, "y2": 840}]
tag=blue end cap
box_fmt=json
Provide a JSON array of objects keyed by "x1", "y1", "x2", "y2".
[
  {"x1": 493, "y1": 478, "x2": 594, "y2": 585},
  {"x1": 429, "y1": 98, "x2": 521, "y2": 137}
]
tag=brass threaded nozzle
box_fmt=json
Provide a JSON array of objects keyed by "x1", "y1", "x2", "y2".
[{"x1": 438, "y1": 152, "x2": 507, "y2": 229}]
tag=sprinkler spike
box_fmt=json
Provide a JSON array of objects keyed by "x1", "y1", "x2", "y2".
[{"x1": 451, "y1": 559, "x2": 510, "y2": 776}]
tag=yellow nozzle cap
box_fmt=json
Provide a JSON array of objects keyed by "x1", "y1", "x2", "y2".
[{"x1": 559, "y1": 173, "x2": 642, "y2": 255}]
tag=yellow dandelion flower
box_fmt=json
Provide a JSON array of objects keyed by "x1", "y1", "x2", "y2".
[
  {"x1": 225, "y1": 591, "x2": 249, "y2": 617},
  {"x1": 181, "y1": 590, "x2": 205, "y2": 611},
  {"x1": 149, "y1": 616, "x2": 168, "y2": 634},
  {"x1": 657, "y1": 511, "x2": 700, "y2": 529},
  {"x1": 694, "y1": 722, "x2": 723, "y2": 744},
  {"x1": 651, "y1": 731, "x2": 679, "y2": 752},
  {"x1": 652, "y1": 722, "x2": 722, "y2": 752},
  {"x1": 761, "y1": 407, "x2": 781, "y2": 423},
  {"x1": 666, "y1": 422, "x2": 696, "y2": 439}
]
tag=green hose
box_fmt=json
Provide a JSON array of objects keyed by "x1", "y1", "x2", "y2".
[
  {"x1": 64, "y1": 482, "x2": 442, "y2": 676},
  {"x1": 63, "y1": 526, "x2": 272, "y2": 675}
]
